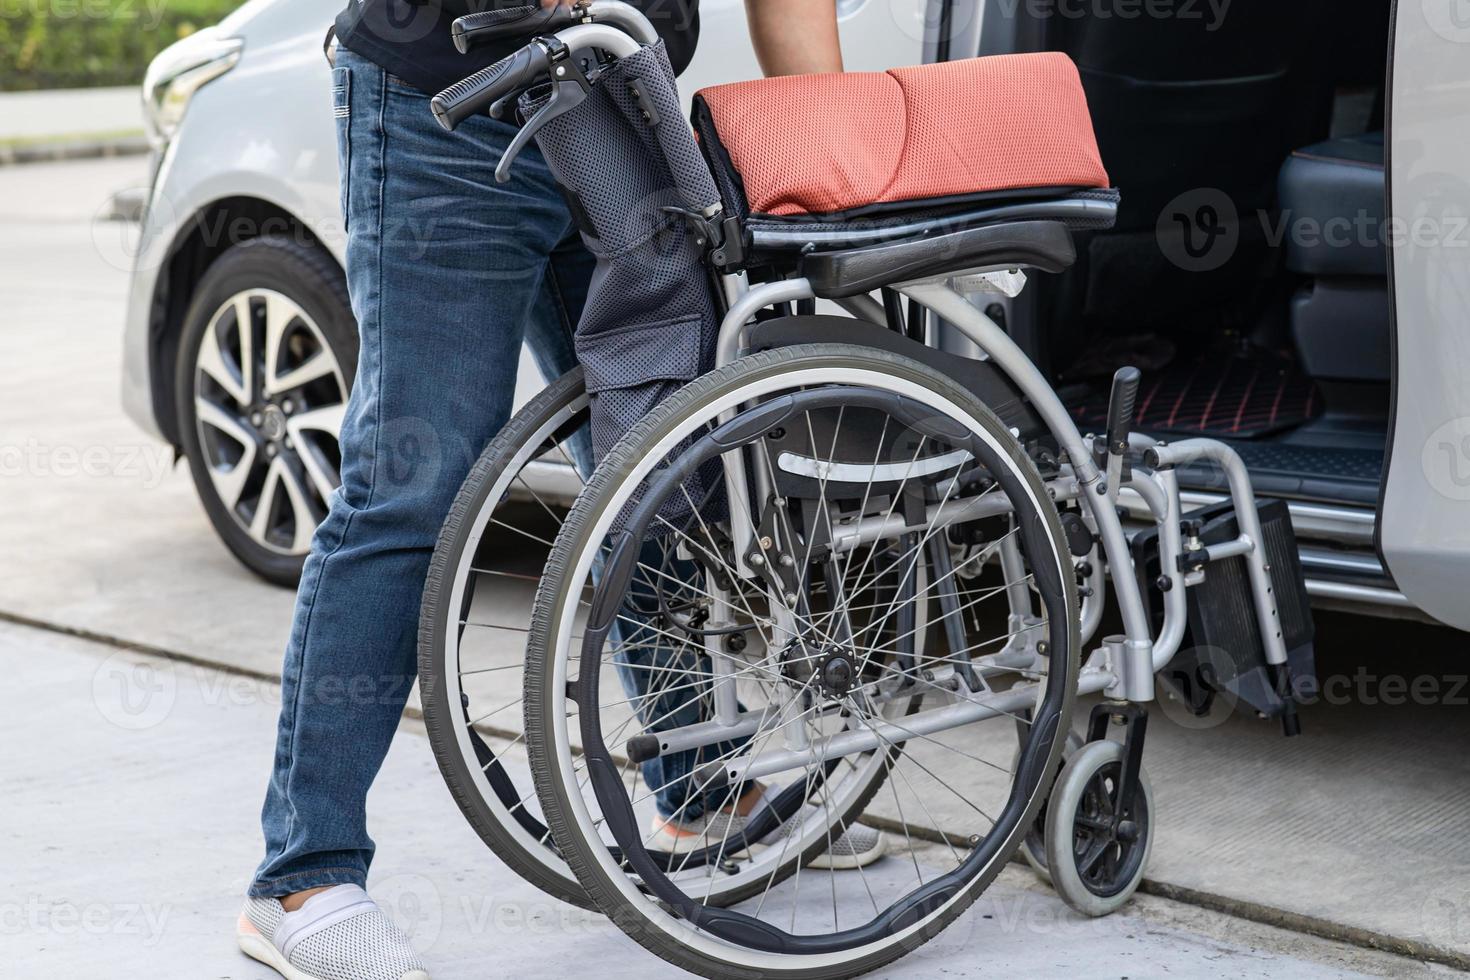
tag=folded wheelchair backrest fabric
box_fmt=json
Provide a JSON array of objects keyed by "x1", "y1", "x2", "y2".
[{"x1": 692, "y1": 52, "x2": 1110, "y2": 218}]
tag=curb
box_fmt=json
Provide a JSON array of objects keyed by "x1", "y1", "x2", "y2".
[
  {"x1": 0, "y1": 606, "x2": 1460, "y2": 972},
  {"x1": 0, "y1": 134, "x2": 151, "y2": 167}
]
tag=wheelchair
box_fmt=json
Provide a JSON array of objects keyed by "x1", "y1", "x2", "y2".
[{"x1": 415, "y1": 3, "x2": 1307, "y2": 975}]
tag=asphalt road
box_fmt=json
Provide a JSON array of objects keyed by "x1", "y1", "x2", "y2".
[{"x1": 2, "y1": 156, "x2": 1466, "y2": 978}]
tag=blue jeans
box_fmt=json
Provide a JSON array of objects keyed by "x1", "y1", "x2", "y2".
[{"x1": 252, "y1": 49, "x2": 711, "y2": 898}]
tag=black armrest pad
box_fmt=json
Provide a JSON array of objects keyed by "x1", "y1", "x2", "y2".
[{"x1": 801, "y1": 220, "x2": 1076, "y2": 299}]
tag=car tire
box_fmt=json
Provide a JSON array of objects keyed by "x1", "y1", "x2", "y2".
[{"x1": 175, "y1": 236, "x2": 357, "y2": 586}]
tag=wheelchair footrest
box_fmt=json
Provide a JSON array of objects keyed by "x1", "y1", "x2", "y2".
[{"x1": 1133, "y1": 498, "x2": 1317, "y2": 723}]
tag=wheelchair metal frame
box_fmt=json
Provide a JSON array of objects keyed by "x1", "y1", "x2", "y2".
[
  {"x1": 710, "y1": 271, "x2": 1290, "y2": 719},
  {"x1": 490, "y1": 0, "x2": 1294, "y2": 774}
]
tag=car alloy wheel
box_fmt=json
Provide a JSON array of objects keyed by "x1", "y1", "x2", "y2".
[{"x1": 192, "y1": 287, "x2": 348, "y2": 556}]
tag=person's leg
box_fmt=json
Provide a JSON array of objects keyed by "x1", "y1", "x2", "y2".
[
  {"x1": 250, "y1": 49, "x2": 579, "y2": 899},
  {"x1": 527, "y1": 233, "x2": 733, "y2": 826},
  {"x1": 612, "y1": 544, "x2": 747, "y2": 826},
  {"x1": 523, "y1": 229, "x2": 594, "y2": 474}
]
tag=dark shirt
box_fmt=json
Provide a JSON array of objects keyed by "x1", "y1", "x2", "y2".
[{"x1": 334, "y1": 0, "x2": 700, "y2": 96}]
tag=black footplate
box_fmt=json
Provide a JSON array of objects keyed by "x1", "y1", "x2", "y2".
[{"x1": 1132, "y1": 498, "x2": 1317, "y2": 725}]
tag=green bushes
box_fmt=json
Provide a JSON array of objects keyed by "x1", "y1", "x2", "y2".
[{"x1": 0, "y1": 0, "x2": 242, "y2": 91}]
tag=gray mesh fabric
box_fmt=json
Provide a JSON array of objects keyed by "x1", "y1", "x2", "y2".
[
  {"x1": 288, "y1": 908, "x2": 427, "y2": 980},
  {"x1": 759, "y1": 810, "x2": 884, "y2": 856},
  {"x1": 245, "y1": 896, "x2": 284, "y2": 939},
  {"x1": 241, "y1": 895, "x2": 427, "y2": 980},
  {"x1": 815, "y1": 822, "x2": 884, "y2": 858},
  {"x1": 524, "y1": 41, "x2": 722, "y2": 487}
]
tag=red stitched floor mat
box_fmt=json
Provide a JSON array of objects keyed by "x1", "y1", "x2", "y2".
[{"x1": 1068, "y1": 354, "x2": 1322, "y2": 439}]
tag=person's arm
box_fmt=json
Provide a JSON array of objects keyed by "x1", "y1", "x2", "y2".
[{"x1": 744, "y1": 0, "x2": 843, "y2": 76}]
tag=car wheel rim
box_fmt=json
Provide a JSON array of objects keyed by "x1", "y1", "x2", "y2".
[{"x1": 193, "y1": 288, "x2": 347, "y2": 556}]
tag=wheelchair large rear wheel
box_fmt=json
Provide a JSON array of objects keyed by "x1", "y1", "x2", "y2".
[{"x1": 526, "y1": 345, "x2": 1080, "y2": 978}]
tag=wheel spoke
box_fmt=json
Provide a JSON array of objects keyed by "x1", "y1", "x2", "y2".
[
  {"x1": 270, "y1": 350, "x2": 337, "y2": 396},
  {"x1": 197, "y1": 317, "x2": 249, "y2": 408},
  {"x1": 233, "y1": 294, "x2": 256, "y2": 399},
  {"x1": 248, "y1": 458, "x2": 285, "y2": 543},
  {"x1": 277, "y1": 459, "x2": 321, "y2": 552},
  {"x1": 287, "y1": 402, "x2": 346, "y2": 438},
  {"x1": 194, "y1": 398, "x2": 257, "y2": 508},
  {"x1": 1076, "y1": 835, "x2": 1112, "y2": 875},
  {"x1": 286, "y1": 407, "x2": 344, "y2": 502}
]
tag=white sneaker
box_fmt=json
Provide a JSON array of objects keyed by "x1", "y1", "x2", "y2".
[
  {"x1": 237, "y1": 884, "x2": 430, "y2": 980},
  {"x1": 757, "y1": 803, "x2": 888, "y2": 870},
  {"x1": 647, "y1": 810, "x2": 738, "y2": 855},
  {"x1": 802, "y1": 820, "x2": 886, "y2": 870}
]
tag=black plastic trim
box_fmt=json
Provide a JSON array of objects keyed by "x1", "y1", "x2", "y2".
[
  {"x1": 1373, "y1": 0, "x2": 1398, "y2": 575},
  {"x1": 801, "y1": 220, "x2": 1076, "y2": 298}
]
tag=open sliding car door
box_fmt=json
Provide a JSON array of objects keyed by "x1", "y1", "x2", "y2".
[{"x1": 1378, "y1": 0, "x2": 1470, "y2": 629}]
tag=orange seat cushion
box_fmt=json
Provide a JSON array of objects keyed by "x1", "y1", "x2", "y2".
[{"x1": 694, "y1": 52, "x2": 1109, "y2": 217}]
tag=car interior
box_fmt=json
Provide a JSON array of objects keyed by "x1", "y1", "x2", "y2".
[{"x1": 998, "y1": 0, "x2": 1394, "y2": 586}]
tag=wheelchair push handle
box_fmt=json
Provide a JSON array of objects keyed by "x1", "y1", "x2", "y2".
[
  {"x1": 451, "y1": 3, "x2": 581, "y2": 54},
  {"x1": 431, "y1": 40, "x2": 548, "y2": 131}
]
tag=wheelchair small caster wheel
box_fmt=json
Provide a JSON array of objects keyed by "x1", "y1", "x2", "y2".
[
  {"x1": 1013, "y1": 730, "x2": 1084, "y2": 884},
  {"x1": 1044, "y1": 739, "x2": 1154, "y2": 916}
]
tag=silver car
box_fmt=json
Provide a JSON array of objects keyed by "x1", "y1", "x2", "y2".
[{"x1": 124, "y1": 0, "x2": 1470, "y2": 634}]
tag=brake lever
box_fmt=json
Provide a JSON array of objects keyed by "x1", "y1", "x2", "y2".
[
  {"x1": 494, "y1": 40, "x2": 592, "y2": 183},
  {"x1": 489, "y1": 92, "x2": 518, "y2": 120}
]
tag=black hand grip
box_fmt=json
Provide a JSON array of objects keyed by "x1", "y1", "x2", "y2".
[
  {"x1": 1105, "y1": 365, "x2": 1142, "y2": 454},
  {"x1": 451, "y1": 4, "x2": 578, "y2": 54},
  {"x1": 431, "y1": 43, "x2": 545, "y2": 131}
]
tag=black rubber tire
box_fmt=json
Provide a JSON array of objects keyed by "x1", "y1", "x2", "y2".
[
  {"x1": 418, "y1": 367, "x2": 594, "y2": 910},
  {"x1": 1044, "y1": 739, "x2": 1154, "y2": 917},
  {"x1": 1015, "y1": 729, "x2": 1085, "y2": 884},
  {"x1": 526, "y1": 345, "x2": 1079, "y2": 979},
  {"x1": 174, "y1": 236, "x2": 357, "y2": 587}
]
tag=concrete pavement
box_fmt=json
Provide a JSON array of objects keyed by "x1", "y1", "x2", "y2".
[
  {"x1": 5, "y1": 619, "x2": 1444, "y2": 979},
  {"x1": 3, "y1": 155, "x2": 1469, "y2": 976},
  {"x1": 0, "y1": 156, "x2": 299, "y2": 680}
]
